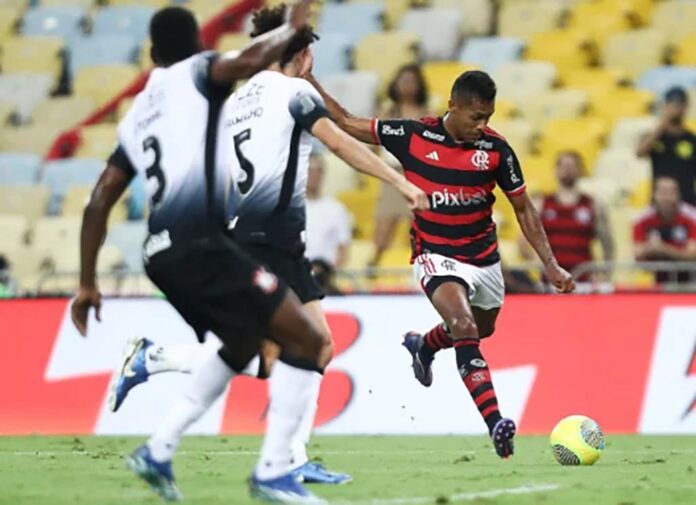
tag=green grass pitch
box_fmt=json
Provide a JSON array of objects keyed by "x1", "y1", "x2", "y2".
[{"x1": 2, "y1": 435, "x2": 695, "y2": 504}]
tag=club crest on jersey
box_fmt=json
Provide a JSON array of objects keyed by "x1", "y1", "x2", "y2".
[
  {"x1": 574, "y1": 207, "x2": 592, "y2": 224},
  {"x1": 382, "y1": 124, "x2": 405, "y2": 136},
  {"x1": 253, "y1": 268, "x2": 278, "y2": 294},
  {"x1": 472, "y1": 150, "x2": 490, "y2": 171},
  {"x1": 672, "y1": 225, "x2": 688, "y2": 243}
]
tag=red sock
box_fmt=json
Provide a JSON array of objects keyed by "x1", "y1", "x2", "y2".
[{"x1": 423, "y1": 323, "x2": 453, "y2": 352}]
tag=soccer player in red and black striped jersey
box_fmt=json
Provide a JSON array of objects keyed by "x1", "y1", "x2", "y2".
[{"x1": 307, "y1": 69, "x2": 575, "y2": 458}]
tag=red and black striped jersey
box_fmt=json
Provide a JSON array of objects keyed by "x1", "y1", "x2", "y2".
[
  {"x1": 540, "y1": 194, "x2": 596, "y2": 272},
  {"x1": 633, "y1": 206, "x2": 696, "y2": 247},
  {"x1": 371, "y1": 116, "x2": 526, "y2": 266}
]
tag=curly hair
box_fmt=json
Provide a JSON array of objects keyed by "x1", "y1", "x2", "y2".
[{"x1": 250, "y1": 3, "x2": 318, "y2": 68}]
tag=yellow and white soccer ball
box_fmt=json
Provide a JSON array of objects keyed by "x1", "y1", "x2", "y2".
[{"x1": 550, "y1": 415, "x2": 605, "y2": 466}]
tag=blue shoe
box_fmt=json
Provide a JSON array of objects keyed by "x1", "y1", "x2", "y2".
[
  {"x1": 109, "y1": 337, "x2": 152, "y2": 412},
  {"x1": 491, "y1": 418, "x2": 516, "y2": 459},
  {"x1": 249, "y1": 472, "x2": 326, "y2": 503},
  {"x1": 293, "y1": 461, "x2": 352, "y2": 485},
  {"x1": 402, "y1": 332, "x2": 433, "y2": 387},
  {"x1": 126, "y1": 444, "x2": 182, "y2": 502}
]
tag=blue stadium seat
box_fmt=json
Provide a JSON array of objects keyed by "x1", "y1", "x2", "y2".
[
  {"x1": 636, "y1": 66, "x2": 696, "y2": 97},
  {"x1": 0, "y1": 73, "x2": 54, "y2": 121},
  {"x1": 92, "y1": 6, "x2": 155, "y2": 42},
  {"x1": 22, "y1": 6, "x2": 86, "y2": 39},
  {"x1": 459, "y1": 37, "x2": 524, "y2": 73},
  {"x1": 0, "y1": 153, "x2": 43, "y2": 185},
  {"x1": 128, "y1": 173, "x2": 147, "y2": 220},
  {"x1": 312, "y1": 33, "x2": 352, "y2": 77},
  {"x1": 68, "y1": 35, "x2": 139, "y2": 75},
  {"x1": 41, "y1": 158, "x2": 103, "y2": 214},
  {"x1": 317, "y1": 3, "x2": 383, "y2": 47},
  {"x1": 105, "y1": 220, "x2": 147, "y2": 272}
]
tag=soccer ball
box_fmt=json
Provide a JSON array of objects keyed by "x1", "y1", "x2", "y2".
[{"x1": 550, "y1": 415, "x2": 605, "y2": 466}]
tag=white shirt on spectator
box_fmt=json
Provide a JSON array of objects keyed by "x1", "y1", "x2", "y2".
[{"x1": 305, "y1": 197, "x2": 352, "y2": 266}]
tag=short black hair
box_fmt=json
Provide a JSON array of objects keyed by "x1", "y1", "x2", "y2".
[
  {"x1": 150, "y1": 7, "x2": 201, "y2": 66},
  {"x1": 451, "y1": 70, "x2": 496, "y2": 104},
  {"x1": 387, "y1": 64, "x2": 429, "y2": 107},
  {"x1": 250, "y1": 3, "x2": 318, "y2": 68},
  {"x1": 665, "y1": 86, "x2": 688, "y2": 104}
]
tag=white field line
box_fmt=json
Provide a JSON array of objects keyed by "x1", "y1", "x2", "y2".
[{"x1": 332, "y1": 483, "x2": 561, "y2": 505}]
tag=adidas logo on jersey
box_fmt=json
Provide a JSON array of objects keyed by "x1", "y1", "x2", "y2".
[{"x1": 426, "y1": 151, "x2": 440, "y2": 161}]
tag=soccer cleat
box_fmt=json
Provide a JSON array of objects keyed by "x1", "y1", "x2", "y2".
[
  {"x1": 402, "y1": 331, "x2": 433, "y2": 387},
  {"x1": 249, "y1": 472, "x2": 326, "y2": 503},
  {"x1": 126, "y1": 444, "x2": 182, "y2": 502},
  {"x1": 109, "y1": 337, "x2": 152, "y2": 412},
  {"x1": 491, "y1": 418, "x2": 517, "y2": 459},
  {"x1": 293, "y1": 461, "x2": 353, "y2": 485}
]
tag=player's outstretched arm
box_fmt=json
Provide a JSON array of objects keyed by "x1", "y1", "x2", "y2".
[
  {"x1": 210, "y1": 0, "x2": 313, "y2": 83},
  {"x1": 71, "y1": 164, "x2": 131, "y2": 336},
  {"x1": 304, "y1": 73, "x2": 377, "y2": 145},
  {"x1": 311, "y1": 117, "x2": 429, "y2": 211},
  {"x1": 509, "y1": 192, "x2": 576, "y2": 293}
]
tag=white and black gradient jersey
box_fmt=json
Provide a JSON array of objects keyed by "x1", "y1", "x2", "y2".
[
  {"x1": 109, "y1": 52, "x2": 231, "y2": 247},
  {"x1": 221, "y1": 70, "x2": 330, "y2": 252}
]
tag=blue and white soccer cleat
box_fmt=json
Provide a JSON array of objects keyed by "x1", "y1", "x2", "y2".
[
  {"x1": 249, "y1": 472, "x2": 326, "y2": 503},
  {"x1": 293, "y1": 461, "x2": 352, "y2": 485},
  {"x1": 491, "y1": 418, "x2": 517, "y2": 459},
  {"x1": 109, "y1": 337, "x2": 152, "y2": 412},
  {"x1": 126, "y1": 444, "x2": 183, "y2": 502},
  {"x1": 402, "y1": 331, "x2": 433, "y2": 387}
]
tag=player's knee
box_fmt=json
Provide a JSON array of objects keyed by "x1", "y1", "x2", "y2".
[{"x1": 448, "y1": 317, "x2": 479, "y2": 340}]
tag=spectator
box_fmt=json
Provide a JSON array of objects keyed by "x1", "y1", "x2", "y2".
[
  {"x1": 633, "y1": 176, "x2": 696, "y2": 284},
  {"x1": 371, "y1": 64, "x2": 430, "y2": 265},
  {"x1": 521, "y1": 151, "x2": 613, "y2": 281},
  {"x1": 636, "y1": 86, "x2": 696, "y2": 206},
  {"x1": 305, "y1": 154, "x2": 352, "y2": 269},
  {"x1": 0, "y1": 255, "x2": 17, "y2": 298}
]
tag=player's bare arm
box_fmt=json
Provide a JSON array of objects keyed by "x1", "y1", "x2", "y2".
[
  {"x1": 210, "y1": 0, "x2": 314, "y2": 83},
  {"x1": 637, "y1": 239, "x2": 696, "y2": 261},
  {"x1": 72, "y1": 165, "x2": 132, "y2": 336},
  {"x1": 304, "y1": 73, "x2": 376, "y2": 144},
  {"x1": 509, "y1": 191, "x2": 576, "y2": 293},
  {"x1": 311, "y1": 117, "x2": 429, "y2": 211}
]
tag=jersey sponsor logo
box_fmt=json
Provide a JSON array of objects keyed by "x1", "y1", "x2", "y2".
[
  {"x1": 425, "y1": 150, "x2": 440, "y2": 161},
  {"x1": 423, "y1": 130, "x2": 445, "y2": 142},
  {"x1": 431, "y1": 188, "x2": 487, "y2": 209},
  {"x1": 382, "y1": 124, "x2": 405, "y2": 136},
  {"x1": 253, "y1": 267, "x2": 278, "y2": 294},
  {"x1": 506, "y1": 155, "x2": 520, "y2": 184},
  {"x1": 225, "y1": 107, "x2": 264, "y2": 126},
  {"x1": 474, "y1": 139, "x2": 494, "y2": 150},
  {"x1": 472, "y1": 150, "x2": 490, "y2": 171},
  {"x1": 470, "y1": 358, "x2": 487, "y2": 368},
  {"x1": 143, "y1": 230, "x2": 172, "y2": 261}
]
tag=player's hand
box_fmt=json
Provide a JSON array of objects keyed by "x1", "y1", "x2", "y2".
[
  {"x1": 545, "y1": 262, "x2": 575, "y2": 293},
  {"x1": 397, "y1": 180, "x2": 430, "y2": 211},
  {"x1": 287, "y1": 0, "x2": 314, "y2": 31},
  {"x1": 299, "y1": 49, "x2": 314, "y2": 78},
  {"x1": 71, "y1": 285, "x2": 102, "y2": 337}
]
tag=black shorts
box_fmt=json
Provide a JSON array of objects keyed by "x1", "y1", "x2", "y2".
[
  {"x1": 145, "y1": 234, "x2": 288, "y2": 343},
  {"x1": 242, "y1": 243, "x2": 324, "y2": 304}
]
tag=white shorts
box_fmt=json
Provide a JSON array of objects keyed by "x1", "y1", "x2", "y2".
[{"x1": 414, "y1": 253, "x2": 505, "y2": 310}]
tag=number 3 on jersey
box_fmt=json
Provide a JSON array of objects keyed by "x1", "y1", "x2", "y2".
[
  {"x1": 143, "y1": 136, "x2": 165, "y2": 207},
  {"x1": 234, "y1": 129, "x2": 255, "y2": 194}
]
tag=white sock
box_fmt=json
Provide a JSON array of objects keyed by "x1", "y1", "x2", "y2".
[
  {"x1": 145, "y1": 337, "x2": 221, "y2": 375},
  {"x1": 148, "y1": 345, "x2": 233, "y2": 462},
  {"x1": 290, "y1": 399, "x2": 317, "y2": 467},
  {"x1": 255, "y1": 361, "x2": 322, "y2": 480}
]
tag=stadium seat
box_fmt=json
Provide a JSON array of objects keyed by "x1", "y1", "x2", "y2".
[
  {"x1": 525, "y1": 29, "x2": 592, "y2": 83},
  {"x1": 108, "y1": 0, "x2": 168, "y2": 7},
  {"x1": 216, "y1": 32, "x2": 249, "y2": 53},
  {"x1": 348, "y1": 0, "x2": 410, "y2": 30},
  {"x1": 518, "y1": 154, "x2": 557, "y2": 194},
  {"x1": 431, "y1": 0, "x2": 493, "y2": 36},
  {"x1": 321, "y1": 72, "x2": 379, "y2": 119},
  {"x1": 488, "y1": 118, "x2": 536, "y2": 157},
  {"x1": 0, "y1": 100, "x2": 14, "y2": 125},
  {"x1": 652, "y1": 1, "x2": 696, "y2": 44},
  {"x1": 422, "y1": 62, "x2": 474, "y2": 112},
  {"x1": 377, "y1": 246, "x2": 411, "y2": 268},
  {"x1": 494, "y1": 99, "x2": 518, "y2": 119},
  {"x1": 92, "y1": 6, "x2": 155, "y2": 41},
  {"x1": 588, "y1": 88, "x2": 654, "y2": 126},
  {"x1": 46, "y1": 241, "x2": 124, "y2": 273},
  {"x1": 494, "y1": 61, "x2": 557, "y2": 104},
  {"x1": 68, "y1": 35, "x2": 139, "y2": 75},
  {"x1": 40, "y1": 0, "x2": 95, "y2": 7},
  {"x1": 337, "y1": 189, "x2": 377, "y2": 240},
  {"x1": 41, "y1": 158, "x2": 104, "y2": 213},
  {"x1": 576, "y1": 176, "x2": 624, "y2": 207},
  {"x1": 629, "y1": 178, "x2": 651, "y2": 208},
  {"x1": 311, "y1": 33, "x2": 352, "y2": 77},
  {"x1": 116, "y1": 97, "x2": 133, "y2": 121},
  {"x1": 2, "y1": 245, "x2": 45, "y2": 293},
  {"x1": 318, "y1": 3, "x2": 383, "y2": 47},
  {"x1": 563, "y1": 68, "x2": 626, "y2": 96},
  {"x1": 602, "y1": 29, "x2": 667, "y2": 80},
  {"x1": 21, "y1": 6, "x2": 86, "y2": 39},
  {"x1": 636, "y1": 66, "x2": 696, "y2": 97},
  {"x1": 0, "y1": 72, "x2": 55, "y2": 121},
  {"x1": 320, "y1": 152, "x2": 360, "y2": 197},
  {"x1": 73, "y1": 64, "x2": 140, "y2": 106},
  {"x1": 0, "y1": 36, "x2": 64, "y2": 80},
  {"x1": 673, "y1": 36, "x2": 696, "y2": 66},
  {"x1": 0, "y1": 185, "x2": 51, "y2": 223},
  {"x1": 608, "y1": 116, "x2": 657, "y2": 149},
  {"x1": 516, "y1": 89, "x2": 588, "y2": 127},
  {"x1": 32, "y1": 96, "x2": 95, "y2": 128},
  {"x1": 345, "y1": 239, "x2": 375, "y2": 270},
  {"x1": 31, "y1": 216, "x2": 82, "y2": 253},
  {"x1": 0, "y1": 215, "x2": 28, "y2": 250},
  {"x1": 498, "y1": 0, "x2": 565, "y2": 40},
  {"x1": 569, "y1": 0, "x2": 634, "y2": 46},
  {"x1": 0, "y1": 123, "x2": 60, "y2": 156},
  {"x1": 186, "y1": 0, "x2": 228, "y2": 24},
  {"x1": 353, "y1": 32, "x2": 419, "y2": 89},
  {"x1": 538, "y1": 117, "x2": 607, "y2": 169},
  {"x1": 105, "y1": 220, "x2": 147, "y2": 272},
  {"x1": 0, "y1": 6, "x2": 20, "y2": 43},
  {"x1": 75, "y1": 124, "x2": 118, "y2": 159},
  {"x1": 0, "y1": 153, "x2": 42, "y2": 184},
  {"x1": 61, "y1": 184, "x2": 129, "y2": 223},
  {"x1": 399, "y1": 8, "x2": 462, "y2": 61},
  {"x1": 592, "y1": 147, "x2": 651, "y2": 193},
  {"x1": 458, "y1": 37, "x2": 523, "y2": 74}
]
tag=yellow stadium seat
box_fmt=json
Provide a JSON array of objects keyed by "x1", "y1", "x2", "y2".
[
  {"x1": 602, "y1": 29, "x2": 666, "y2": 80},
  {"x1": 337, "y1": 189, "x2": 377, "y2": 240},
  {"x1": 517, "y1": 89, "x2": 588, "y2": 127},
  {"x1": 354, "y1": 32, "x2": 419, "y2": 91},
  {"x1": 75, "y1": 124, "x2": 117, "y2": 159},
  {"x1": 539, "y1": 117, "x2": 607, "y2": 170},
  {"x1": 139, "y1": 41, "x2": 152, "y2": 68},
  {"x1": 0, "y1": 101, "x2": 14, "y2": 125},
  {"x1": 525, "y1": 29, "x2": 592, "y2": 83},
  {"x1": 31, "y1": 216, "x2": 81, "y2": 254},
  {"x1": 652, "y1": 1, "x2": 696, "y2": 44},
  {"x1": 608, "y1": 116, "x2": 656, "y2": 149},
  {"x1": 351, "y1": 0, "x2": 411, "y2": 29},
  {"x1": 494, "y1": 61, "x2": 557, "y2": 104},
  {"x1": 518, "y1": 154, "x2": 557, "y2": 195},
  {"x1": 674, "y1": 35, "x2": 696, "y2": 66},
  {"x1": 0, "y1": 123, "x2": 60, "y2": 156},
  {"x1": 40, "y1": 0, "x2": 94, "y2": 6},
  {"x1": 630, "y1": 178, "x2": 651, "y2": 208},
  {"x1": 588, "y1": 87, "x2": 654, "y2": 126},
  {"x1": 116, "y1": 97, "x2": 133, "y2": 121},
  {"x1": 498, "y1": 0, "x2": 565, "y2": 40},
  {"x1": 569, "y1": 0, "x2": 634, "y2": 46},
  {"x1": 321, "y1": 152, "x2": 360, "y2": 197},
  {"x1": 187, "y1": 0, "x2": 227, "y2": 24},
  {"x1": 217, "y1": 33, "x2": 249, "y2": 53},
  {"x1": 609, "y1": 207, "x2": 641, "y2": 266},
  {"x1": 0, "y1": 215, "x2": 28, "y2": 250},
  {"x1": 576, "y1": 176, "x2": 624, "y2": 206},
  {"x1": 1, "y1": 36, "x2": 64, "y2": 79},
  {"x1": 592, "y1": 147, "x2": 651, "y2": 193},
  {"x1": 33, "y1": 96, "x2": 95, "y2": 128},
  {"x1": 432, "y1": 0, "x2": 493, "y2": 36},
  {"x1": 493, "y1": 186, "x2": 519, "y2": 240},
  {"x1": 62, "y1": 184, "x2": 128, "y2": 223},
  {"x1": 498, "y1": 238, "x2": 524, "y2": 267},
  {"x1": 0, "y1": 6, "x2": 20, "y2": 43},
  {"x1": 562, "y1": 68, "x2": 625, "y2": 96},
  {"x1": 488, "y1": 118, "x2": 537, "y2": 156},
  {"x1": 494, "y1": 98, "x2": 518, "y2": 119},
  {"x1": 377, "y1": 246, "x2": 411, "y2": 268},
  {"x1": 0, "y1": 186, "x2": 50, "y2": 223},
  {"x1": 344, "y1": 239, "x2": 375, "y2": 270},
  {"x1": 687, "y1": 118, "x2": 696, "y2": 133},
  {"x1": 73, "y1": 65, "x2": 140, "y2": 107},
  {"x1": 422, "y1": 61, "x2": 475, "y2": 112},
  {"x1": 1, "y1": 245, "x2": 45, "y2": 293},
  {"x1": 107, "y1": 0, "x2": 168, "y2": 7}
]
